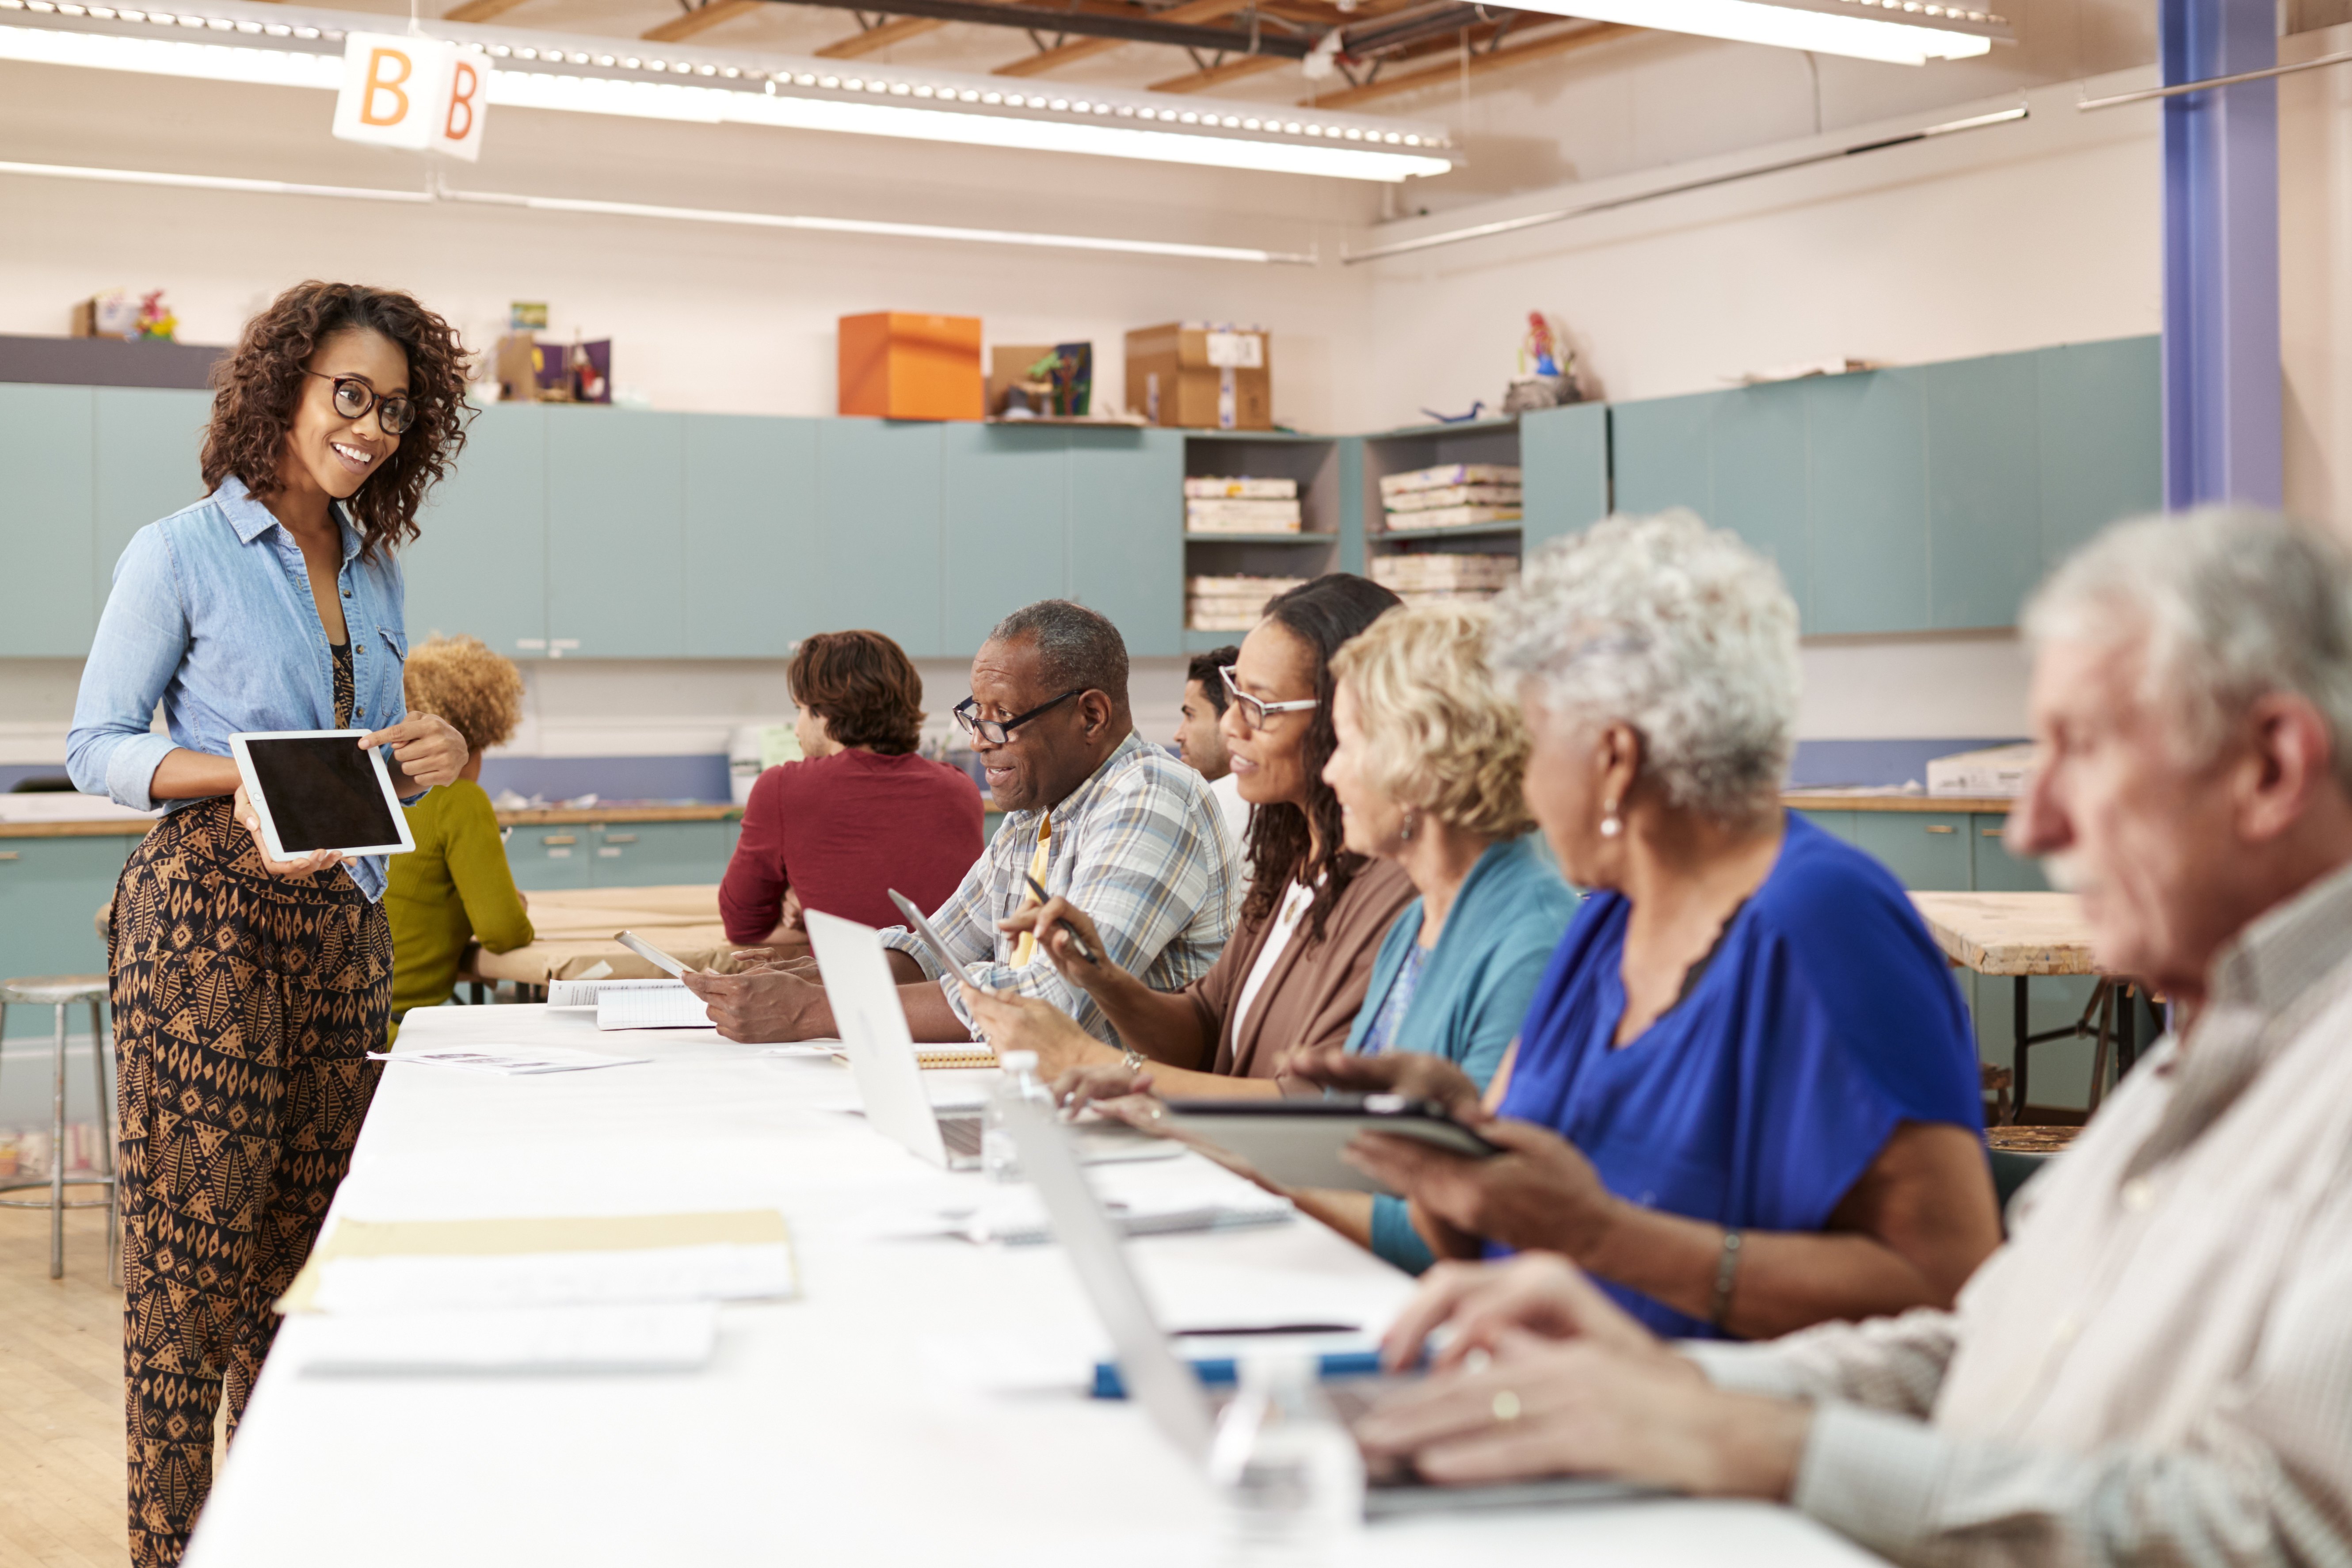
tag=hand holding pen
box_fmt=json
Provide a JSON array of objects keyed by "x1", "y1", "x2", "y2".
[{"x1": 1004, "y1": 873, "x2": 1101, "y2": 968}]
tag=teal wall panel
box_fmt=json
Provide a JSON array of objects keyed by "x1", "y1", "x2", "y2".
[
  {"x1": 819, "y1": 420, "x2": 944, "y2": 658},
  {"x1": 1806, "y1": 372, "x2": 1928, "y2": 634},
  {"x1": 0, "y1": 385, "x2": 96, "y2": 656},
  {"x1": 92, "y1": 388, "x2": 211, "y2": 610},
  {"x1": 1609, "y1": 391, "x2": 1714, "y2": 516},
  {"x1": 1069, "y1": 427, "x2": 1182, "y2": 659},
  {"x1": 683, "y1": 416, "x2": 820, "y2": 659},
  {"x1": 2038, "y1": 336, "x2": 2163, "y2": 567},
  {"x1": 548, "y1": 411, "x2": 685, "y2": 658},
  {"x1": 404, "y1": 404, "x2": 548, "y2": 659},
  {"x1": 943, "y1": 424, "x2": 1069, "y2": 656},
  {"x1": 1518, "y1": 401, "x2": 1611, "y2": 550},
  {"x1": 1708, "y1": 384, "x2": 1809, "y2": 599},
  {"x1": 1925, "y1": 352, "x2": 2042, "y2": 630}
]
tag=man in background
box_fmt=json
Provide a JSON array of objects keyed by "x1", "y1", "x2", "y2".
[{"x1": 1175, "y1": 646, "x2": 1252, "y2": 856}]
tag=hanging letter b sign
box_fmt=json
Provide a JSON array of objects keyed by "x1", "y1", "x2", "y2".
[{"x1": 332, "y1": 33, "x2": 489, "y2": 160}]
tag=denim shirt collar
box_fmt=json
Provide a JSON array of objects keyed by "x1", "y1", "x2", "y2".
[{"x1": 213, "y1": 474, "x2": 364, "y2": 563}]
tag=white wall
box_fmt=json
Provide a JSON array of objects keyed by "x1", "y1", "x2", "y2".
[{"x1": 2283, "y1": 21, "x2": 2352, "y2": 534}]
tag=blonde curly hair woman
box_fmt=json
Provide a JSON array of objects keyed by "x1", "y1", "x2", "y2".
[{"x1": 385, "y1": 634, "x2": 533, "y2": 1039}]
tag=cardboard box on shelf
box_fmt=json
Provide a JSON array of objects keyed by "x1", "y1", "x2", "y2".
[
  {"x1": 1126, "y1": 322, "x2": 1272, "y2": 431},
  {"x1": 1926, "y1": 742, "x2": 2035, "y2": 798},
  {"x1": 70, "y1": 289, "x2": 141, "y2": 339},
  {"x1": 841, "y1": 312, "x2": 983, "y2": 421}
]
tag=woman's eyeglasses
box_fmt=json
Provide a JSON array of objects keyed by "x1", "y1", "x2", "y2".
[
  {"x1": 307, "y1": 370, "x2": 416, "y2": 435},
  {"x1": 1219, "y1": 665, "x2": 1318, "y2": 732},
  {"x1": 952, "y1": 689, "x2": 1084, "y2": 746}
]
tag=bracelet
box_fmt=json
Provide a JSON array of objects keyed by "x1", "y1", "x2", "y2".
[
  {"x1": 1120, "y1": 1044, "x2": 1148, "y2": 1074},
  {"x1": 1708, "y1": 1228, "x2": 1743, "y2": 1328}
]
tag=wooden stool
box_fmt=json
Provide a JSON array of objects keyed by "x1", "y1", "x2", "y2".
[{"x1": 0, "y1": 976, "x2": 118, "y2": 1281}]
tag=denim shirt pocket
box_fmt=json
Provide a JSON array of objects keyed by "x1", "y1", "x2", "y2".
[{"x1": 359, "y1": 624, "x2": 409, "y2": 731}]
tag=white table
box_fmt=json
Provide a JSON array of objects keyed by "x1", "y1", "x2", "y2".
[{"x1": 185, "y1": 1006, "x2": 1883, "y2": 1567}]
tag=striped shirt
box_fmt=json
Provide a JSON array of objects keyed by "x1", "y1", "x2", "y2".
[
  {"x1": 881, "y1": 731, "x2": 1238, "y2": 1044},
  {"x1": 1689, "y1": 855, "x2": 2352, "y2": 1567}
]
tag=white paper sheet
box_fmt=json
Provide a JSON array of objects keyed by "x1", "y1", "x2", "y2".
[
  {"x1": 298, "y1": 1303, "x2": 721, "y2": 1375},
  {"x1": 548, "y1": 976, "x2": 675, "y2": 1007},
  {"x1": 313, "y1": 1241, "x2": 797, "y2": 1312},
  {"x1": 367, "y1": 1046, "x2": 651, "y2": 1075},
  {"x1": 596, "y1": 984, "x2": 714, "y2": 1030}
]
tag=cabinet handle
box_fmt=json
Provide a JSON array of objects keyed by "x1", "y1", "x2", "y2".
[
  {"x1": 543, "y1": 834, "x2": 579, "y2": 846},
  {"x1": 1924, "y1": 824, "x2": 1957, "y2": 835},
  {"x1": 515, "y1": 638, "x2": 548, "y2": 651},
  {"x1": 602, "y1": 833, "x2": 638, "y2": 844},
  {"x1": 0, "y1": 851, "x2": 18, "y2": 862},
  {"x1": 1982, "y1": 828, "x2": 2005, "y2": 837}
]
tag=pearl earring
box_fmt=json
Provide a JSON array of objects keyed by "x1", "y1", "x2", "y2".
[
  {"x1": 1399, "y1": 808, "x2": 1419, "y2": 844},
  {"x1": 1599, "y1": 797, "x2": 1622, "y2": 839}
]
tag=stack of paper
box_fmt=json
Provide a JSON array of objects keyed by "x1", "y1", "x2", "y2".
[
  {"x1": 1376, "y1": 463, "x2": 1524, "y2": 534},
  {"x1": 368, "y1": 1045, "x2": 651, "y2": 1074},
  {"x1": 1182, "y1": 476, "x2": 1296, "y2": 500},
  {"x1": 1369, "y1": 551, "x2": 1520, "y2": 605},
  {"x1": 596, "y1": 983, "x2": 713, "y2": 1030},
  {"x1": 1187, "y1": 572, "x2": 1310, "y2": 631},
  {"x1": 1186, "y1": 497, "x2": 1303, "y2": 534}
]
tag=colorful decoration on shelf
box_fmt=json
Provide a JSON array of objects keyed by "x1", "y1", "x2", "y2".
[
  {"x1": 1503, "y1": 309, "x2": 1578, "y2": 415},
  {"x1": 1523, "y1": 311, "x2": 1560, "y2": 378},
  {"x1": 133, "y1": 290, "x2": 178, "y2": 343}
]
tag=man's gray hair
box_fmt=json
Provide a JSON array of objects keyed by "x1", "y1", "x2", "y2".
[
  {"x1": 987, "y1": 599, "x2": 1130, "y2": 704},
  {"x1": 1488, "y1": 509, "x2": 1800, "y2": 820},
  {"x1": 2023, "y1": 508, "x2": 2352, "y2": 793}
]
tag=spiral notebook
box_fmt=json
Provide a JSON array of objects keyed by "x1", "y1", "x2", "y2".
[{"x1": 595, "y1": 983, "x2": 712, "y2": 1030}]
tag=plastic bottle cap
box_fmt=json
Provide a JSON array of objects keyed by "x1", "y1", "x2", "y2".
[{"x1": 1000, "y1": 1050, "x2": 1039, "y2": 1073}]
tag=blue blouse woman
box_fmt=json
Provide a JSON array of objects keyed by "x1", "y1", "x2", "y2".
[{"x1": 1494, "y1": 813, "x2": 1985, "y2": 1339}]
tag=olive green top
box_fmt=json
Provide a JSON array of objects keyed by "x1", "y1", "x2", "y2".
[{"x1": 387, "y1": 778, "x2": 534, "y2": 1041}]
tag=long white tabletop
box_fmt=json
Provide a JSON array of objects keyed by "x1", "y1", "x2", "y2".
[{"x1": 185, "y1": 1004, "x2": 1883, "y2": 1567}]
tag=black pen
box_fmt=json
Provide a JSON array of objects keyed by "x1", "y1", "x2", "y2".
[{"x1": 1024, "y1": 872, "x2": 1099, "y2": 965}]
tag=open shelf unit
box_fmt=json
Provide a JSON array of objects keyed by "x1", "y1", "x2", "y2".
[
  {"x1": 1178, "y1": 430, "x2": 1349, "y2": 643},
  {"x1": 1359, "y1": 416, "x2": 1526, "y2": 602}
]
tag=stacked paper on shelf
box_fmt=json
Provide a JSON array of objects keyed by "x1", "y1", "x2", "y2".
[
  {"x1": 1378, "y1": 462, "x2": 1523, "y2": 501},
  {"x1": 1186, "y1": 497, "x2": 1303, "y2": 533},
  {"x1": 1383, "y1": 505, "x2": 1523, "y2": 533},
  {"x1": 1183, "y1": 476, "x2": 1297, "y2": 500},
  {"x1": 1926, "y1": 742, "x2": 2035, "y2": 798},
  {"x1": 1369, "y1": 553, "x2": 1520, "y2": 592},
  {"x1": 1386, "y1": 483, "x2": 1524, "y2": 513},
  {"x1": 1187, "y1": 573, "x2": 1309, "y2": 630}
]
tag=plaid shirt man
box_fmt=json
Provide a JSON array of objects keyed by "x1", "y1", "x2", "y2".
[{"x1": 883, "y1": 730, "x2": 1238, "y2": 1042}]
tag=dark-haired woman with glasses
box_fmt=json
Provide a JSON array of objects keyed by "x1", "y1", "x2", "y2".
[
  {"x1": 964, "y1": 573, "x2": 1418, "y2": 1099},
  {"x1": 68, "y1": 281, "x2": 471, "y2": 1568}
]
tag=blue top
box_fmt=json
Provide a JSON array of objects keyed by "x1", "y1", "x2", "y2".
[
  {"x1": 67, "y1": 476, "x2": 416, "y2": 901},
  {"x1": 1342, "y1": 834, "x2": 1581, "y2": 1274},
  {"x1": 1494, "y1": 813, "x2": 1982, "y2": 1339}
]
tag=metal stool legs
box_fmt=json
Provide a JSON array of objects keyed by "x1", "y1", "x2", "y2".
[{"x1": 0, "y1": 977, "x2": 118, "y2": 1281}]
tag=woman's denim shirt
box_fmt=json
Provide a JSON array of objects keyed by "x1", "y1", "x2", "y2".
[{"x1": 68, "y1": 475, "x2": 414, "y2": 901}]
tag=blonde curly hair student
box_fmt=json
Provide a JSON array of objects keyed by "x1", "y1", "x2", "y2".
[{"x1": 385, "y1": 635, "x2": 534, "y2": 1038}]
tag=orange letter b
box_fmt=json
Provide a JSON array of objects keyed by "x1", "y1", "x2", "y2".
[{"x1": 361, "y1": 48, "x2": 411, "y2": 126}]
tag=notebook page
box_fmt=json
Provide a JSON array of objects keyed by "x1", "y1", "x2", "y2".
[{"x1": 596, "y1": 984, "x2": 713, "y2": 1030}]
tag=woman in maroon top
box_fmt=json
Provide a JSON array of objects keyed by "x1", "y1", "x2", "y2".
[{"x1": 720, "y1": 629, "x2": 984, "y2": 944}]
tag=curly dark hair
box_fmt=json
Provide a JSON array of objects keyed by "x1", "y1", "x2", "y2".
[
  {"x1": 200, "y1": 281, "x2": 471, "y2": 557},
  {"x1": 788, "y1": 630, "x2": 926, "y2": 755},
  {"x1": 1242, "y1": 573, "x2": 1403, "y2": 945}
]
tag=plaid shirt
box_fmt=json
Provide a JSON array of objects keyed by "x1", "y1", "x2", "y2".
[{"x1": 882, "y1": 731, "x2": 1238, "y2": 1043}]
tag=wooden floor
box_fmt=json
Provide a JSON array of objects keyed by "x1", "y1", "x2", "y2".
[{"x1": 0, "y1": 1199, "x2": 126, "y2": 1567}]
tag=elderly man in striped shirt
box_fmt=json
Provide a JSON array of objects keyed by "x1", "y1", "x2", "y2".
[
  {"x1": 1353, "y1": 508, "x2": 2352, "y2": 1567},
  {"x1": 690, "y1": 599, "x2": 1237, "y2": 1047}
]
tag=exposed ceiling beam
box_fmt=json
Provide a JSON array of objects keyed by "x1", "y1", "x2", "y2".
[
  {"x1": 748, "y1": 0, "x2": 1315, "y2": 58},
  {"x1": 442, "y1": 0, "x2": 533, "y2": 22},
  {"x1": 816, "y1": 13, "x2": 949, "y2": 55},
  {"x1": 641, "y1": 0, "x2": 767, "y2": 41},
  {"x1": 1303, "y1": 19, "x2": 1634, "y2": 107},
  {"x1": 1146, "y1": 50, "x2": 1290, "y2": 91},
  {"x1": 992, "y1": 0, "x2": 1250, "y2": 75}
]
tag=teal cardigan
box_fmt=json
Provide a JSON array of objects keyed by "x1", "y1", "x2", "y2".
[{"x1": 1343, "y1": 834, "x2": 1582, "y2": 1274}]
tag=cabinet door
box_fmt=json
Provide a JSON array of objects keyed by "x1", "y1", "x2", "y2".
[
  {"x1": 1789, "y1": 808, "x2": 1855, "y2": 844},
  {"x1": 1925, "y1": 353, "x2": 2042, "y2": 631},
  {"x1": 1518, "y1": 402, "x2": 1609, "y2": 551},
  {"x1": 506, "y1": 827, "x2": 594, "y2": 890},
  {"x1": 1609, "y1": 391, "x2": 1716, "y2": 517},
  {"x1": 548, "y1": 411, "x2": 685, "y2": 658},
  {"x1": 0, "y1": 836, "x2": 134, "y2": 1040},
  {"x1": 1850, "y1": 811, "x2": 1970, "y2": 890},
  {"x1": 1068, "y1": 426, "x2": 1182, "y2": 659},
  {"x1": 943, "y1": 424, "x2": 1068, "y2": 657},
  {"x1": 93, "y1": 388, "x2": 212, "y2": 606},
  {"x1": 1709, "y1": 385, "x2": 1810, "y2": 607},
  {"x1": 818, "y1": 420, "x2": 944, "y2": 657},
  {"x1": 0, "y1": 385, "x2": 96, "y2": 656},
  {"x1": 589, "y1": 821, "x2": 732, "y2": 887},
  {"x1": 1806, "y1": 373, "x2": 1928, "y2": 634},
  {"x1": 2038, "y1": 336, "x2": 2161, "y2": 567},
  {"x1": 405, "y1": 404, "x2": 549, "y2": 659},
  {"x1": 1968, "y1": 812, "x2": 2048, "y2": 892},
  {"x1": 683, "y1": 416, "x2": 820, "y2": 658}
]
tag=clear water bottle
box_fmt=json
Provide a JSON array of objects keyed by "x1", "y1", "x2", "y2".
[
  {"x1": 983, "y1": 1050, "x2": 1054, "y2": 1182},
  {"x1": 1208, "y1": 1354, "x2": 1366, "y2": 1568}
]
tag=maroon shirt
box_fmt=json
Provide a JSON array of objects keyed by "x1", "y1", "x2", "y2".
[{"x1": 720, "y1": 748, "x2": 985, "y2": 942}]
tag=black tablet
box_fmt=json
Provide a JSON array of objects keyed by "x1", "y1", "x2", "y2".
[
  {"x1": 1159, "y1": 1094, "x2": 1502, "y2": 1195},
  {"x1": 229, "y1": 730, "x2": 415, "y2": 860}
]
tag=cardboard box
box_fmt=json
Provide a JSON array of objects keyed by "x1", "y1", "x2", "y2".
[
  {"x1": 1125, "y1": 322, "x2": 1272, "y2": 431},
  {"x1": 1926, "y1": 742, "x2": 2035, "y2": 798},
  {"x1": 840, "y1": 312, "x2": 983, "y2": 421},
  {"x1": 988, "y1": 344, "x2": 1057, "y2": 417}
]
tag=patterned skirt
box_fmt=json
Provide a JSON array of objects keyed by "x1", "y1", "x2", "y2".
[{"x1": 109, "y1": 796, "x2": 390, "y2": 1567}]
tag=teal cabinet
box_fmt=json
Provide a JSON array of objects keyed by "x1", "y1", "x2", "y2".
[
  {"x1": 2038, "y1": 336, "x2": 2163, "y2": 565},
  {"x1": 819, "y1": 420, "x2": 944, "y2": 657},
  {"x1": 1968, "y1": 813, "x2": 2047, "y2": 893},
  {"x1": 1609, "y1": 391, "x2": 1713, "y2": 517},
  {"x1": 683, "y1": 416, "x2": 820, "y2": 659},
  {"x1": 1849, "y1": 810, "x2": 1970, "y2": 891},
  {"x1": 507, "y1": 826, "x2": 593, "y2": 891},
  {"x1": 405, "y1": 404, "x2": 548, "y2": 658},
  {"x1": 589, "y1": 821, "x2": 732, "y2": 887},
  {"x1": 1708, "y1": 384, "x2": 1810, "y2": 598},
  {"x1": 548, "y1": 411, "x2": 685, "y2": 658},
  {"x1": 1790, "y1": 808, "x2": 1855, "y2": 844},
  {"x1": 93, "y1": 388, "x2": 212, "y2": 608},
  {"x1": 1069, "y1": 427, "x2": 1183, "y2": 657},
  {"x1": 1806, "y1": 372, "x2": 1927, "y2": 634},
  {"x1": 0, "y1": 385, "x2": 96, "y2": 656},
  {"x1": 1924, "y1": 353, "x2": 2042, "y2": 630},
  {"x1": 0, "y1": 835, "x2": 136, "y2": 1039},
  {"x1": 1517, "y1": 402, "x2": 1610, "y2": 551},
  {"x1": 943, "y1": 423, "x2": 1069, "y2": 656}
]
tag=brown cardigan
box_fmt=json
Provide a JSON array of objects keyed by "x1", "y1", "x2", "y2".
[{"x1": 1182, "y1": 857, "x2": 1418, "y2": 1080}]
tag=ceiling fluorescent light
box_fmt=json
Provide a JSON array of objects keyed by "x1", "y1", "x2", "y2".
[
  {"x1": 0, "y1": 158, "x2": 1316, "y2": 263},
  {"x1": 1509, "y1": 0, "x2": 1998, "y2": 64},
  {"x1": 0, "y1": 19, "x2": 337, "y2": 85}
]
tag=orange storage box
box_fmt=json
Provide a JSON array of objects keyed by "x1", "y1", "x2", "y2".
[{"x1": 838, "y1": 312, "x2": 983, "y2": 421}]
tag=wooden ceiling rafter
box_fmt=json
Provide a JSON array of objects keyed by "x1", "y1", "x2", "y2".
[
  {"x1": 991, "y1": 0, "x2": 1251, "y2": 75},
  {"x1": 641, "y1": 0, "x2": 766, "y2": 41},
  {"x1": 1146, "y1": 50, "x2": 1289, "y2": 90},
  {"x1": 1301, "y1": 17, "x2": 1634, "y2": 106},
  {"x1": 815, "y1": 12, "x2": 950, "y2": 53}
]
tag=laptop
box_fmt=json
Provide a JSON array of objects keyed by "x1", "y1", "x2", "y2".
[
  {"x1": 804, "y1": 909, "x2": 1175, "y2": 1173},
  {"x1": 1003, "y1": 1095, "x2": 1664, "y2": 1517}
]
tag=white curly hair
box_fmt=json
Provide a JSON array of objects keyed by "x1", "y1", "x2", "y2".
[{"x1": 1487, "y1": 510, "x2": 1801, "y2": 820}]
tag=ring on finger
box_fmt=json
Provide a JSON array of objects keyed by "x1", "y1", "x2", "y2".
[{"x1": 1491, "y1": 1390, "x2": 1521, "y2": 1423}]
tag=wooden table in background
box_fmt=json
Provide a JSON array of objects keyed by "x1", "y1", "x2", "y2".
[{"x1": 459, "y1": 883, "x2": 793, "y2": 993}]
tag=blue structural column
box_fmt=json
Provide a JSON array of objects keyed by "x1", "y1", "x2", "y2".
[{"x1": 2161, "y1": 0, "x2": 2282, "y2": 510}]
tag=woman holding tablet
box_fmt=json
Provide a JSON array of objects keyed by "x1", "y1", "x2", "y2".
[{"x1": 66, "y1": 281, "x2": 469, "y2": 1568}]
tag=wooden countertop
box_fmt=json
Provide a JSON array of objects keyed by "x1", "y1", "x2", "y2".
[
  {"x1": 1909, "y1": 890, "x2": 2094, "y2": 976},
  {"x1": 0, "y1": 801, "x2": 742, "y2": 839},
  {"x1": 1783, "y1": 791, "x2": 2016, "y2": 814}
]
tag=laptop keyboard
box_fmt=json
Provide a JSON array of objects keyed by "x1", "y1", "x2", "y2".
[{"x1": 941, "y1": 1114, "x2": 984, "y2": 1158}]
